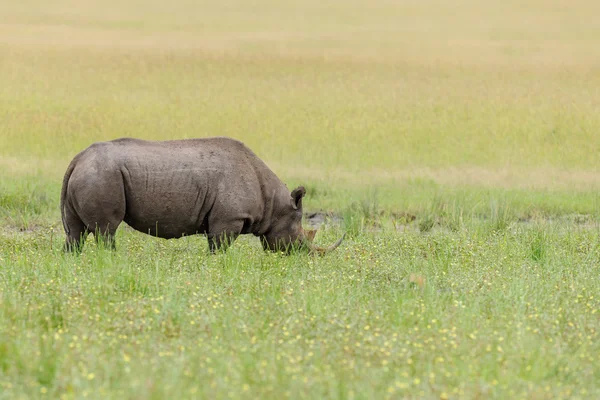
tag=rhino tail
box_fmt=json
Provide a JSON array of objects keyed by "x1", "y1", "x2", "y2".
[{"x1": 60, "y1": 155, "x2": 80, "y2": 235}]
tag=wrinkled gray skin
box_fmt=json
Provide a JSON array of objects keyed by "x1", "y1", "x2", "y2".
[{"x1": 60, "y1": 137, "x2": 344, "y2": 254}]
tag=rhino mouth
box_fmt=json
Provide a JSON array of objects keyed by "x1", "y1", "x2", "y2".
[{"x1": 262, "y1": 231, "x2": 346, "y2": 255}]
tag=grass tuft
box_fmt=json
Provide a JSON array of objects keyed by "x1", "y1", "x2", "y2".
[{"x1": 529, "y1": 226, "x2": 548, "y2": 263}]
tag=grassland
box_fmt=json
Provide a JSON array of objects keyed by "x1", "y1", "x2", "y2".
[{"x1": 1, "y1": 0, "x2": 600, "y2": 398}]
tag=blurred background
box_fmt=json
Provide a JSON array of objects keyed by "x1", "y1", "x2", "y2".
[{"x1": 1, "y1": 0, "x2": 600, "y2": 217}]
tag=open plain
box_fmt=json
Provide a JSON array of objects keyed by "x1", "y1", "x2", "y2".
[{"x1": 1, "y1": 0, "x2": 600, "y2": 398}]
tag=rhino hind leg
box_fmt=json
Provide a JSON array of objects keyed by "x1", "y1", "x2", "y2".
[
  {"x1": 88, "y1": 213, "x2": 123, "y2": 250},
  {"x1": 63, "y1": 208, "x2": 89, "y2": 253},
  {"x1": 79, "y1": 188, "x2": 125, "y2": 251},
  {"x1": 206, "y1": 220, "x2": 244, "y2": 254},
  {"x1": 93, "y1": 225, "x2": 118, "y2": 250}
]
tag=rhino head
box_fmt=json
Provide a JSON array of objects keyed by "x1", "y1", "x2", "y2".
[{"x1": 261, "y1": 186, "x2": 345, "y2": 255}]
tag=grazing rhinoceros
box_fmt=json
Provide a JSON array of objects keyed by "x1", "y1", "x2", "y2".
[{"x1": 60, "y1": 137, "x2": 344, "y2": 254}]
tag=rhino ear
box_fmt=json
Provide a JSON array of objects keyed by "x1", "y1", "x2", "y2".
[{"x1": 290, "y1": 186, "x2": 306, "y2": 210}]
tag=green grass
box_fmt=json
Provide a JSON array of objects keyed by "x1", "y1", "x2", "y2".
[
  {"x1": 2, "y1": 0, "x2": 600, "y2": 398},
  {"x1": 1, "y1": 224, "x2": 600, "y2": 399}
]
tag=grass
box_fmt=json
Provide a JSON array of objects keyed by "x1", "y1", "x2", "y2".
[
  {"x1": 2, "y1": 223, "x2": 600, "y2": 399},
  {"x1": 2, "y1": 0, "x2": 600, "y2": 398}
]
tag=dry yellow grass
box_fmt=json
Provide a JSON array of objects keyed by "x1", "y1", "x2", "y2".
[
  {"x1": 1, "y1": 0, "x2": 600, "y2": 192},
  {"x1": 2, "y1": 0, "x2": 600, "y2": 66}
]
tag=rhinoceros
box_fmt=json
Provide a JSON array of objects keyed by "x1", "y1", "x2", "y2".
[{"x1": 60, "y1": 137, "x2": 344, "y2": 254}]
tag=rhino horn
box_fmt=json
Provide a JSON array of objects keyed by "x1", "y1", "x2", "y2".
[
  {"x1": 306, "y1": 233, "x2": 346, "y2": 256},
  {"x1": 305, "y1": 229, "x2": 318, "y2": 242}
]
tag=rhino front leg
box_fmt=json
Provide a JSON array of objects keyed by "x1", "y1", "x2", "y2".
[{"x1": 206, "y1": 220, "x2": 244, "y2": 254}]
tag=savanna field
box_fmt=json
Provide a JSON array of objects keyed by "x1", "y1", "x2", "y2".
[{"x1": 1, "y1": 1, "x2": 600, "y2": 398}]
